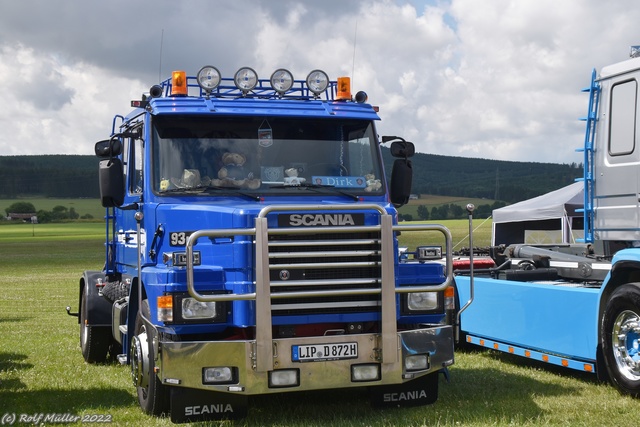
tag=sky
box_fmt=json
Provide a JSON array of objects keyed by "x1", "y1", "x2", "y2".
[{"x1": 1, "y1": 0, "x2": 638, "y2": 165}]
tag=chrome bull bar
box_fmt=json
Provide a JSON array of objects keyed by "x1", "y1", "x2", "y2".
[{"x1": 185, "y1": 204, "x2": 453, "y2": 373}]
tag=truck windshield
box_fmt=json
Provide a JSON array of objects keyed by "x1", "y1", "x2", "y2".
[{"x1": 151, "y1": 115, "x2": 384, "y2": 196}]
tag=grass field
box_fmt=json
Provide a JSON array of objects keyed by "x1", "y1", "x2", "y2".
[
  {"x1": 0, "y1": 221, "x2": 637, "y2": 426},
  {"x1": 397, "y1": 195, "x2": 496, "y2": 221}
]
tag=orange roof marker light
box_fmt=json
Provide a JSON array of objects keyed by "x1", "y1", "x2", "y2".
[
  {"x1": 171, "y1": 70, "x2": 188, "y2": 96},
  {"x1": 337, "y1": 77, "x2": 351, "y2": 101}
]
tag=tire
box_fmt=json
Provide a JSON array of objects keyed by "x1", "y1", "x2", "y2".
[
  {"x1": 131, "y1": 300, "x2": 169, "y2": 415},
  {"x1": 80, "y1": 285, "x2": 111, "y2": 363},
  {"x1": 102, "y1": 280, "x2": 129, "y2": 303},
  {"x1": 602, "y1": 283, "x2": 640, "y2": 397}
]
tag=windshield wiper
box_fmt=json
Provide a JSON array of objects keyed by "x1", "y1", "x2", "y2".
[
  {"x1": 160, "y1": 185, "x2": 260, "y2": 201},
  {"x1": 159, "y1": 186, "x2": 208, "y2": 195},
  {"x1": 202, "y1": 185, "x2": 261, "y2": 201},
  {"x1": 268, "y1": 183, "x2": 359, "y2": 201}
]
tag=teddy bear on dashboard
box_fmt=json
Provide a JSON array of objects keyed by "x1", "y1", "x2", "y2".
[
  {"x1": 211, "y1": 152, "x2": 261, "y2": 189},
  {"x1": 283, "y1": 167, "x2": 306, "y2": 186},
  {"x1": 364, "y1": 173, "x2": 382, "y2": 192}
]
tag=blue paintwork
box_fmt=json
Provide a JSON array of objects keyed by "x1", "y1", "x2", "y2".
[
  {"x1": 456, "y1": 275, "x2": 600, "y2": 363},
  {"x1": 148, "y1": 96, "x2": 381, "y2": 121}
]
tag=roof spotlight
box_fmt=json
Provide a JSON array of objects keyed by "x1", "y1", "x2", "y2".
[
  {"x1": 196, "y1": 66, "x2": 221, "y2": 92},
  {"x1": 306, "y1": 69, "x2": 329, "y2": 96},
  {"x1": 270, "y1": 69, "x2": 294, "y2": 94},
  {"x1": 234, "y1": 67, "x2": 258, "y2": 93}
]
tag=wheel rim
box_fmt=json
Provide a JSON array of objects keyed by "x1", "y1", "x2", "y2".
[
  {"x1": 612, "y1": 309, "x2": 640, "y2": 381},
  {"x1": 130, "y1": 327, "x2": 149, "y2": 389}
]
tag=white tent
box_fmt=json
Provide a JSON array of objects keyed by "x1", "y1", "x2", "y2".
[{"x1": 492, "y1": 182, "x2": 584, "y2": 246}]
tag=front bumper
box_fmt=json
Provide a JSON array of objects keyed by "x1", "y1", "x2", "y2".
[{"x1": 160, "y1": 325, "x2": 453, "y2": 395}]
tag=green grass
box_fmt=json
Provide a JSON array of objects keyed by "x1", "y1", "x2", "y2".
[
  {"x1": 1, "y1": 221, "x2": 637, "y2": 426},
  {"x1": 397, "y1": 218, "x2": 493, "y2": 252},
  {"x1": 398, "y1": 195, "x2": 496, "y2": 220}
]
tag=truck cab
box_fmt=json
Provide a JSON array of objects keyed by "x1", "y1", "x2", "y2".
[
  {"x1": 76, "y1": 66, "x2": 457, "y2": 422},
  {"x1": 454, "y1": 51, "x2": 640, "y2": 400}
]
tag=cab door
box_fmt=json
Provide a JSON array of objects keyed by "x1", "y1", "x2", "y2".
[
  {"x1": 594, "y1": 72, "x2": 640, "y2": 243},
  {"x1": 115, "y1": 129, "x2": 145, "y2": 272}
]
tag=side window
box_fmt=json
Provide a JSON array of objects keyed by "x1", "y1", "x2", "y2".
[
  {"x1": 609, "y1": 79, "x2": 637, "y2": 156},
  {"x1": 130, "y1": 138, "x2": 144, "y2": 194},
  {"x1": 122, "y1": 137, "x2": 130, "y2": 187}
]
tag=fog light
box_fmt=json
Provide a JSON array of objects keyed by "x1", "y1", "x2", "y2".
[
  {"x1": 268, "y1": 369, "x2": 299, "y2": 388},
  {"x1": 351, "y1": 364, "x2": 380, "y2": 382},
  {"x1": 203, "y1": 367, "x2": 234, "y2": 384},
  {"x1": 405, "y1": 354, "x2": 429, "y2": 372}
]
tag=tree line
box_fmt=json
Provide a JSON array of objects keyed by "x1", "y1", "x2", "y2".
[
  {"x1": 399, "y1": 201, "x2": 507, "y2": 222},
  {"x1": 4, "y1": 201, "x2": 94, "y2": 223},
  {"x1": 0, "y1": 155, "x2": 99, "y2": 198},
  {"x1": 381, "y1": 148, "x2": 582, "y2": 203},
  {"x1": 0, "y1": 152, "x2": 582, "y2": 204}
]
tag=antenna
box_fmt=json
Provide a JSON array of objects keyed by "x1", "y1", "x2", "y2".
[
  {"x1": 158, "y1": 29, "x2": 165, "y2": 82},
  {"x1": 351, "y1": 21, "x2": 358, "y2": 84}
]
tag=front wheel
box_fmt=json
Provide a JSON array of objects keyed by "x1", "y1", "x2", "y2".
[
  {"x1": 602, "y1": 283, "x2": 640, "y2": 397},
  {"x1": 131, "y1": 300, "x2": 169, "y2": 415}
]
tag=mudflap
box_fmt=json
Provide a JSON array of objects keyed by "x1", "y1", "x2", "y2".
[
  {"x1": 369, "y1": 371, "x2": 439, "y2": 408},
  {"x1": 169, "y1": 387, "x2": 248, "y2": 423}
]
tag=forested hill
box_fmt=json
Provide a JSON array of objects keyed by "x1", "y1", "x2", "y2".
[
  {"x1": 1, "y1": 153, "x2": 582, "y2": 203},
  {"x1": 0, "y1": 155, "x2": 99, "y2": 198},
  {"x1": 380, "y1": 148, "x2": 582, "y2": 203}
]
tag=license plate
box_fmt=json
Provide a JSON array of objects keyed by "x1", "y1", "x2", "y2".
[{"x1": 292, "y1": 342, "x2": 358, "y2": 362}]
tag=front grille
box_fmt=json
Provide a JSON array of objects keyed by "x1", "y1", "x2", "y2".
[{"x1": 268, "y1": 231, "x2": 382, "y2": 315}]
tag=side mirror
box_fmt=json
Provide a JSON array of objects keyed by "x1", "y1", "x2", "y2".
[
  {"x1": 98, "y1": 158, "x2": 125, "y2": 207},
  {"x1": 390, "y1": 140, "x2": 415, "y2": 158},
  {"x1": 389, "y1": 158, "x2": 412, "y2": 207},
  {"x1": 95, "y1": 138, "x2": 122, "y2": 158},
  {"x1": 383, "y1": 136, "x2": 414, "y2": 207}
]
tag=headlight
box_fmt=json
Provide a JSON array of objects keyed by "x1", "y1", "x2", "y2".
[
  {"x1": 160, "y1": 293, "x2": 228, "y2": 324},
  {"x1": 407, "y1": 292, "x2": 439, "y2": 311},
  {"x1": 182, "y1": 298, "x2": 217, "y2": 319}
]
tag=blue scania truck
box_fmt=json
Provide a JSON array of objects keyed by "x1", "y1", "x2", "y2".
[
  {"x1": 455, "y1": 50, "x2": 640, "y2": 398},
  {"x1": 72, "y1": 66, "x2": 459, "y2": 422}
]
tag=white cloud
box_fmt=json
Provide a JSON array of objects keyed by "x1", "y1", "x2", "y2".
[
  {"x1": 1, "y1": 0, "x2": 639, "y2": 164},
  {"x1": 0, "y1": 44, "x2": 144, "y2": 155}
]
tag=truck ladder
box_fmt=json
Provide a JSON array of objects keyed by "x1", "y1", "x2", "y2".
[
  {"x1": 575, "y1": 68, "x2": 600, "y2": 244},
  {"x1": 104, "y1": 206, "x2": 117, "y2": 275}
]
